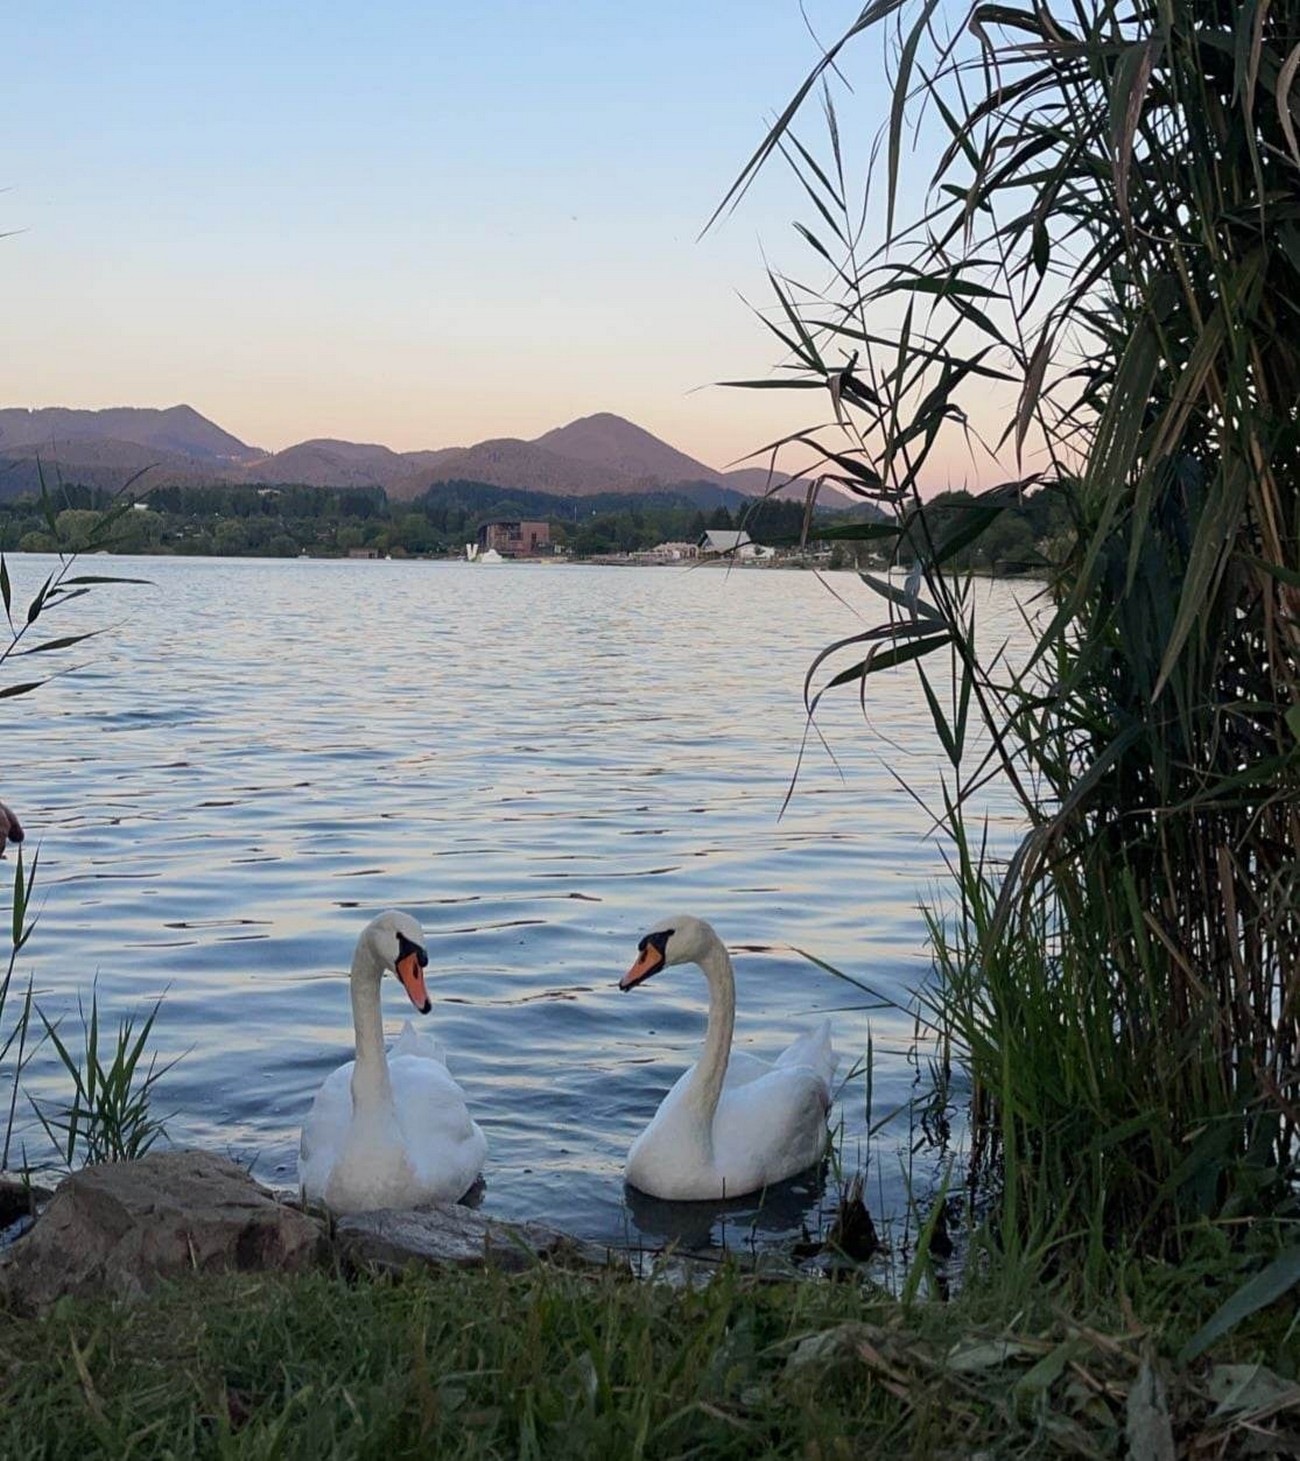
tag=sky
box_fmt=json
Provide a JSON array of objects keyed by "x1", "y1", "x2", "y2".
[{"x1": 0, "y1": 3, "x2": 1005, "y2": 484}]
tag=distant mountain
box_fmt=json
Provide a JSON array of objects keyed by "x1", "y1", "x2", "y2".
[
  {"x1": 535, "y1": 413, "x2": 724, "y2": 486},
  {"x1": 532, "y1": 412, "x2": 830, "y2": 505},
  {"x1": 0, "y1": 438, "x2": 215, "y2": 496},
  {"x1": 388, "y1": 436, "x2": 630, "y2": 500},
  {"x1": 0, "y1": 403, "x2": 848, "y2": 506},
  {"x1": 240, "y1": 439, "x2": 410, "y2": 489},
  {"x1": 726, "y1": 465, "x2": 815, "y2": 500},
  {"x1": 0, "y1": 405, "x2": 260, "y2": 464}
]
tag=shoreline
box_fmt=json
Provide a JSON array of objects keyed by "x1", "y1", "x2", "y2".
[
  {"x1": 1, "y1": 1150, "x2": 1288, "y2": 1456},
  {"x1": 0, "y1": 546, "x2": 1044, "y2": 579}
]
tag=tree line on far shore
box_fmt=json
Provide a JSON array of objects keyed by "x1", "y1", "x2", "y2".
[{"x1": 0, "y1": 474, "x2": 1072, "y2": 572}]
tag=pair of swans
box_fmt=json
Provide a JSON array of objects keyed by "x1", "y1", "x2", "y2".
[{"x1": 298, "y1": 910, "x2": 837, "y2": 1214}]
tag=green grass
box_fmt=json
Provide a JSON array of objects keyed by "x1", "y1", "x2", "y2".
[{"x1": 2, "y1": 1247, "x2": 1298, "y2": 1459}]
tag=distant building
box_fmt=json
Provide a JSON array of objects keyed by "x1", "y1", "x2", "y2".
[
  {"x1": 347, "y1": 547, "x2": 380, "y2": 559},
  {"x1": 478, "y1": 520, "x2": 551, "y2": 558},
  {"x1": 698, "y1": 529, "x2": 758, "y2": 560},
  {"x1": 648, "y1": 540, "x2": 698, "y2": 561}
]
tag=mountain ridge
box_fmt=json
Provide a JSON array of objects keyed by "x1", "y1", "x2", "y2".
[{"x1": 0, "y1": 403, "x2": 845, "y2": 506}]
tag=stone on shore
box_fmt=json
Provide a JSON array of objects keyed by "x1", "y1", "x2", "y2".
[
  {"x1": 336, "y1": 1203, "x2": 614, "y2": 1275},
  {"x1": 0, "y1": 1150, "x2": 328, "y2": 1313}
]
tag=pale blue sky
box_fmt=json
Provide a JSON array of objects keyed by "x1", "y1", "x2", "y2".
[{"x1": 0, "y1": 3, "x2": 960, "y2": 475}]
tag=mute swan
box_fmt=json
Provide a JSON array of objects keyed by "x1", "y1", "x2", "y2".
[
  {"x1": 618, "y1": 915, "x2": 837, "y2": 1201},
  {"x1": 298, "y1": 910, "x2": 487, "y2": 1213}
]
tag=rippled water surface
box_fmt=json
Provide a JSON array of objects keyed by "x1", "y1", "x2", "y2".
[{"x1": 4, "y1": 555, "x2": 1034, "y2": 1250}]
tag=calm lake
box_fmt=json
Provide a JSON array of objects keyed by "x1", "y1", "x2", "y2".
[{"x1": 4, "y1": 555, "x2": 1033, "y2": 1252}]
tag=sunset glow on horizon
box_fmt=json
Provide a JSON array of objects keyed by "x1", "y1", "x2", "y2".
[{"x1": 1, "y1": 2, "x2": 1015, "y2": 491}]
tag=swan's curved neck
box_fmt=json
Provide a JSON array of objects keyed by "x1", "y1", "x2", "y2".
[
  {"x1": 683, "y1": 937, "x2": 735, "y2": 1137},
  {"x1": 349, "y1": 941, "x2": 393, "y2": 1112}
]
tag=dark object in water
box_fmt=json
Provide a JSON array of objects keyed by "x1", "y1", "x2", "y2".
[
  {"x1": 792, "y1": 1174, "x2": 880, "y2": 1265},
  {"x1": 0, "y1": 801, "x2": 23, "y2": 857},
  {"x1": 826, "y1": 1175, "x2": 880, "y2": 1261},
  {"x1": 927, "y1": 1201, "x2": 955, "y2": 1261}
]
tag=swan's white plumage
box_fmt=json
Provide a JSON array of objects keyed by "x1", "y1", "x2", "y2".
[
  {"x1": 390, "y1": 1017, "x2": 446, "y2": 1065},
  {"x1": 298, "y1": 914, "x2": 486, "y2": 1214},
  {"x1": 621, "y1": 916, "x2": 837, "y2": 1201}
]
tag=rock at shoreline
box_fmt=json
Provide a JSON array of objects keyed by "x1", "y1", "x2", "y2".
[
  {"x1": 0, "y1": 1150, "x2": 327, "y2": 1313},
  {"x1": 336, "y1": 1203, "x2": 614, "y2": 1275}
]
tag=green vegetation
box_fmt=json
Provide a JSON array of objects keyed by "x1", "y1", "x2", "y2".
[
  {"x1": 0, "y1": 474, "x2": 1074, "y2": 568},
  {"x1": 0, "y1": 846, "x2": 36, "y2": 1171},
  {"x1": 31, "y1": 990, "x2": 171, "y2": 1168},
  {"x1": 2, "y1": 1252, "x2": 1298, "y2": 1458},
  {"x1": 8, "y1": 2, "x2": 1300, "y2": 1452},
  {"x1": 1, "y1": 503, "x2": 161, "y2": 1172},
  {"x1": 0, "y1": 478, "x2": 822, "y2": 560},
  {"x1": 894, "y1": 486, "x2": 1072, "y2": 573},
  {"x1": 728, "y1": 0, "x2": 1300, "y2": 1339}
]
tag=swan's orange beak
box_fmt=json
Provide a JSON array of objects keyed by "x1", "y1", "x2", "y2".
[
  {"x1": 396, "y1": 951, "x2": 431, "y2": 1013},
  {"x1": 620, "y1": 944, "x2": 664, "y2": 991}
]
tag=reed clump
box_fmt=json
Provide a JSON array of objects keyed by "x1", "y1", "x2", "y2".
[
  {"x1": 1, "y1": 491, "x2": 157, "y2": 1171},
  {"x1": 725, "y1": 0, "x2": 1300, "y2": 1271}
]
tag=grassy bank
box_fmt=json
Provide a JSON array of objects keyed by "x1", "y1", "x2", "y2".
[{"x1": 2, "y1": 1250, "x2": 1298, "y2": 1458}]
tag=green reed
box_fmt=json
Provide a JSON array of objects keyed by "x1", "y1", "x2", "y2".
[
  {"x1": 32, "y1": 989, "x2": 173, "y2": 1168},
  {"x1": 2, "y1": 480, "x2": 158, "y2": 1172},
  {"x1": 1, "y1": 846, "x2": 39, "y2": 1169},
  {"x1": 721, "y1": 0, "x2": 1300, "y2": 1276}
]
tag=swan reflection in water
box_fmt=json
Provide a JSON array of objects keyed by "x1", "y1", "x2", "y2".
[{"x1": 621, "y1": 1162, "x2": 832, "y2": 1254}]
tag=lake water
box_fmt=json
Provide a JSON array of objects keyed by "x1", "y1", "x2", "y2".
[{"x1": 2, "y1": 555, "x2": 1032, "y2": 1254}]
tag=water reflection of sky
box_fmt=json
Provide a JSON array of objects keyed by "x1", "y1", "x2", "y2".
[{"x1": 4, "y1": 556, "x2": 1035, "y2": 1251}]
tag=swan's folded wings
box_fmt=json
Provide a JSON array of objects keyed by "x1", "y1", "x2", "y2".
[
  {"x1": 391, "y1": 1018, "x2": 447, "y2": 1066},
  {"x1": 774, "y1": 1019, "x2": 837, "y2": 1100}
]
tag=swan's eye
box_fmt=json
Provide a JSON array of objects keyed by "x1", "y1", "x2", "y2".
[
  {"x1": 396, "y1": 931, "x2": 428, "y2": 968},
  {"x1": 639, "y1": 929, "x2": 673, "y2": 957}
]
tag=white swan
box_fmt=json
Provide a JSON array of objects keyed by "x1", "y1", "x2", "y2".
[
  {"x1": 298, "y1": 910, "x2": 487, "y2": 1213},
  {"x1": 618, "y1": 915, "x2": 837, "y2": 1201}
]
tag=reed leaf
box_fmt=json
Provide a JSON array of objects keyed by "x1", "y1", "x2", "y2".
[{"x1": 726, "y1": 0, "x2": 1300, "y2": 1259}]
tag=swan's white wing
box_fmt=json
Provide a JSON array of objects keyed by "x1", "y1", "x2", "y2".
[
  {"x1": 659, "y1": 1045, "x2": 801, "y2": 1104},
  {"x1": 389, "y1": 1053, "x2": 488, "y2": 1202},
  {"x1": 722, "y1": 1022, "x2": 837, "y2": 1097},
  {"x1": 774, "y1": 1019, "x2": 838, "y2": 1099},
  {"x1": 298, "y1": 1060, "x2": 356, "y2": 1202},
  {"x1": 720, "y1": 1049, "x2": 777, "y2": 1091},
  {"x1": 299, "y1": 1032, "x2": 486, "y2": 1209},
  {"x1": 712, "y1": 1061, "x2": 832, "y2": 1192},
  {"x1": 627, "y1": 1025, "x2": 836, "y2": 1200},
  {"x1": 390, "y1": 1017, "x2": 447, "y2": 1066}
]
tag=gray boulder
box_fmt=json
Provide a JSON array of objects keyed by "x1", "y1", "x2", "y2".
[
  {"x1": 335, "y1": 1203, "x2": 614, "y2": 1275},
  {"x1": 0, "y1": 1149, "x2": 327, "y2": 1313}
]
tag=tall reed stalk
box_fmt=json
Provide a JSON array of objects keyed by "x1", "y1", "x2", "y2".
[
  {"x1": 0, "y1": 846, "x2": 38, "y2": 1169},
  {"x1": 1, "y1": 477, "x2": 153, "y2": 1170},
  {"x1": 726, "y1": 0, "x2": 1300, "y2": 1255}
]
